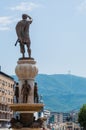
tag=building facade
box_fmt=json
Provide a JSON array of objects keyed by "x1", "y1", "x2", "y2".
[
  {"x1": 56, "y1": 122, "x2": 81, "y2": 130},
  {"x1": 49, "y1": 112, "x2": 69, "y2": 124},
  {"x1": 0, "y1": 71, "x2": 14, "y2": 127}
]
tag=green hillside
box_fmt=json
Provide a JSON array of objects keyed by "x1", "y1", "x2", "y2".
[{"x1": 12, "y1": 74, "x2": 86, "y2": 112}]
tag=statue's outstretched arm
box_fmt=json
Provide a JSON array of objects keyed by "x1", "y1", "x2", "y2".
[{"x1": 27, "y1": 15, "x2": 33, "y2": 23}]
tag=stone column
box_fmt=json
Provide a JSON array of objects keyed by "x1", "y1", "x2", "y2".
[
  {"x1": 15, "y1": 58, "x2": 38, "y2": 127},
  {"x1": 15, "y1": 58, "x2": 38, "y2": 103}
]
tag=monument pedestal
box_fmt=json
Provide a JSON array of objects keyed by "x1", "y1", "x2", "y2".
[
  {"x1": 9, "y1": 58, "x2": 44, "y2": 129},
  {"x1": 9, "y1": 103, "x2": 44, "y2": 112},
  {"x1": 9, "y1": 103, "x2": 44, "y2": 129},
  {"x1": 15, "y1": 58, "x2": 38, "y2": 103}
]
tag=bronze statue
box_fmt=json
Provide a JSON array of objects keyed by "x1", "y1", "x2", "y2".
[
  {"x1": 34, "y1": 82, "x2": 39, "y2": 103},
  {"x1": 9, "y1": 117, "x2": 23, "y2": 129},
  {"x1": 15, "y1": 82, "x2": 19, "y2": 103},
  {"x1": 31, "y1": 118, "x2": 44, "y2": 128},
  {"x1": 21, "y1": 80, "x2": 31, "y2": 103},
  {"x1": 15, "y1": 14, "x2": 33, "y2": 58}
]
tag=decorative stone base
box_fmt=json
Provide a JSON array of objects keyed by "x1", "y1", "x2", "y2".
[
  {"x1": 12, "y1": 128, "x2": 42, "y2": 130},
  {"x1": 9, "y1": 103, "x2": 44, "y2": 112},
  {"x1": 15, "y1": 58, "x2": 38, "y2": 103},
  {"x1": 20, "y1": 113, "x2": 33, "y2": 127},
  {"x1": 15, "y1": 58, "x2": 38, "y2": 80}
]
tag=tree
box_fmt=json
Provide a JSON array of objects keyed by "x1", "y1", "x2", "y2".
[{"x1": 78, "y1": 104, "x2": 86, "y2": 130}]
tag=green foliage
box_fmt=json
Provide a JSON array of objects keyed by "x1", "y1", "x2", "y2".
[{"x1": 78, "y1": 104, "x2": 86, "y2": 129}]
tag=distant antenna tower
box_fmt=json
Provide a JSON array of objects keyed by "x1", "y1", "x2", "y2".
[{"x1": 68, "y1": 70, "x2": 71, "y2": 75}]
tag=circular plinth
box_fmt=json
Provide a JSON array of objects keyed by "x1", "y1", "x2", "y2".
[
  {"x1": 15, "y1": 58, "x2": 38, "y2": 80},
  {"x1": 9, "y1": 103, "x2": 44, "y2": 112}
]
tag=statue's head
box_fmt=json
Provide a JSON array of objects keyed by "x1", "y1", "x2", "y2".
[
  {"x1": 22, "y1": 14, "x2": 27, "y2": 19},
  {"x1": 24, "y1": 80, "x2": 28, "y2": 84},
  {"x1": 35, "y1": 82, "x2": 37, "y2": 86},
  {"x1": 16, "y1": 82, "x2": 19, "y2": 85}
]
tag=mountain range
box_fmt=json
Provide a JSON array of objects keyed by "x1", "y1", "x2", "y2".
[{"x1": 12, "y1": 74, "x2": 86, "y2": 112}]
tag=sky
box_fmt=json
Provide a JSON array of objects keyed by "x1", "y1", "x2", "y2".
[{"x1": 0, "y1": 0, "x2": 86, "y2": 77}]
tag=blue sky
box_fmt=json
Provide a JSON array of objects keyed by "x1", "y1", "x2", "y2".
[{"x1": 0, "y1": 0, "x2": 86, "y2": 77}]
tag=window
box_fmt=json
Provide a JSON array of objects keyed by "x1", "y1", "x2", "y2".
[{"x1": 8, "y1": 98, "x2": 10, "y2": 102}]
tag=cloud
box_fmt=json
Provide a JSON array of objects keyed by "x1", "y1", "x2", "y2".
[
  {"x1": 0, "y1": 27, "x2": 10, "y2": 31},
  {"x1": 77, "y1": 0, "x2": 86, "y2": 13},
  {"x1": 10, "y1": 2, "x2": 40, "y2": 11},
  {"x1": 0, "y1": 16, "x2": 15, "y2": 31},
  {"x1": 0, "y1": 17, "x2": 12, "y2": 25}
]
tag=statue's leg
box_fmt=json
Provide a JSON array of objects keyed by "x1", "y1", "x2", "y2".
[
  {"x1": 37, "y1": 96, "x2": 39, "y2": 103},
  {"x1": 26, "y1": 42, "x2": 31, "y2": 58},
  {"x1": 34, "y1": 96, "x2": 35, "y2": 103},
  {"x1": 23, "y1": 95, "x2": 24, "y2": 103},
  {"x1": 16, "y1": 97, "x2": 18, "y2": 103},
  {"x1": 26, "y1": 95, "x2": 28, "y2": 103},
  {"x1": 20, "y1": 43, "x2": 25, "y2": 58}
]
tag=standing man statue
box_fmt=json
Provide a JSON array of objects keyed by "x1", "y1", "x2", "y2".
[
  {"x1": 34, "y1": 82, "x2": 39, "y2": 103},
  {"x1": 21, "y1": 80, "x2": 31, "y2": 103},
  {"x1": 15, "y1": 14, "x2": 33, "y2": 58},
  {"x1": 15, "y1": 82, "x2": 19, "y2": 103}
]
